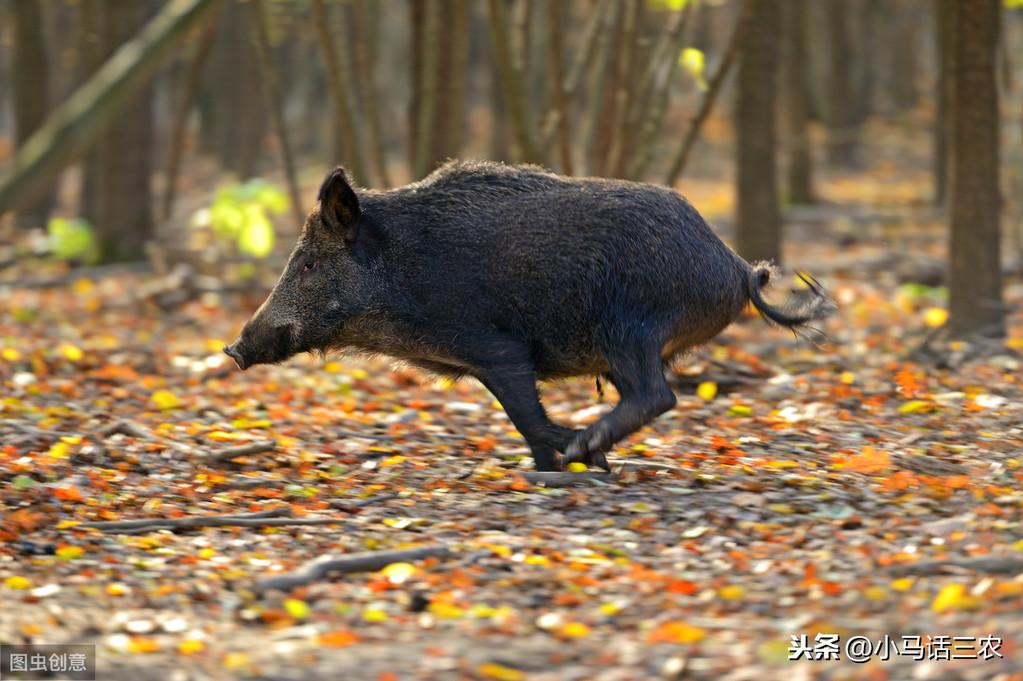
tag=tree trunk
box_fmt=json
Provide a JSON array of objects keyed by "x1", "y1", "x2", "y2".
[
  {"x1": 431, "y1": 0, "x2": 471, "y2": 165},
  {"x1": 824, "y1": 0, "x2": 861, "y2": 168},
  {"x1": 546, "y1": 0, "x2": 573, "y2": 175},
  {"x1": 487, "y1": 0, "x2": 538, "y2": 163},
  {"x1": 352, "y1": 0, "x2": 392, "y2": 186},
  {"x1": 947, "y1": 0, "x2": 1003, "y2": 338},
  {"x1": 11, "y1": 0, "x2": 54, "y2": 230},
  {"x1": 413, "y1": 0, "x2": 442, "y2": 178},
  {"x1": 82, "y1": 1, "x2": 158, "y2": 262},
  {"x1": 311, "y1": 0, "x2": 365, "y2": 181},
  {"x1": 933, "y1": 0, "x2": 954, "y2": 208},
  {"x1": 197, "y1": 2, "x2": 265, "y2": 178},
  {"x1": 735, "y1": 0, "x2": 781, "y2": 264},
  {"x1": 781, "y1": 0, "x2": 815, "y2": 205},
  {"x1": 891, "y1": 0, "x2": 919, "y2": 112}
]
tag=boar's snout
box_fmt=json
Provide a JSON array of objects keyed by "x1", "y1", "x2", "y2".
[
  {"x1": 223, "y1": 343, "x2": 248, "y2": 371},
  {"x1": 223, "y1": 322, "x2": 296, "y2": 371}
]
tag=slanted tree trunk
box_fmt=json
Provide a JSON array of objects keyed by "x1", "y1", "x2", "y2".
[
  {"x1": 82, "y1": 0, "x2": 158, "y2": 262},
  {"x1": 735, "y1": 0, "x2": 781, "y2": 264},
  {"x1": 546, "y1": 0, "x2": 573, "y2": 175},
  {"x1": 781, "y1": 0, "x2": 815, "y2": 205},
  {"x1": 947, "y1": 0, "x2": 1003, "y2": 338},
  {"x1": 352, "y1": 0, "x2": 392, "y2": 186},
  {"x1": 487, "y1": 0, "x2": 539, "y2": 163},
  {"x1": 11, "y1": 0, "x2": 54, "y2": 230},
  {"x1": 823, "y1": 0, "x2": 861, "y2": 168}
]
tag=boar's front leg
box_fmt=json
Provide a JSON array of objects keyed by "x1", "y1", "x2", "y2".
[
  {"x1": 563, "y1": 340, "x2": 676, "y2": 470},
  {"x1": 473, "y1": 355, "x2": 576, "y2": 472}
]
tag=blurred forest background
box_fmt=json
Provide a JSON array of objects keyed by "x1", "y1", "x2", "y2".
[
  {"x1": 5, "y1": 4, "x2": 1023, "y2": 678},
  {"x1": 0, "y1": 0, "x2": 1021, "y2": 334}
]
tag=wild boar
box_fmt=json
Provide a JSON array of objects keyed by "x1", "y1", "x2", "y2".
[{"x1": 225, "y1": 161, "x2": 833, "y2": 471}]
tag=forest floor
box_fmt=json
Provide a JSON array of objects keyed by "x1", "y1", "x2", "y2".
[{"x1": 2, "y1": 164, "x2": 1023, "y2": 680}]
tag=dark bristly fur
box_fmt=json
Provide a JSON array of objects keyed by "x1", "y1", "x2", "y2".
[{"x1": 225, "y1": 160, "x2": 835, "y2": 471}]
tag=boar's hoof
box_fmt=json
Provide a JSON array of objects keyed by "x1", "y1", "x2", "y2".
[{"x1": 563, "y1": 424, "x2": 613, "y2": 472}]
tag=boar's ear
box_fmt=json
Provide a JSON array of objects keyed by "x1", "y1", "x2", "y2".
[{"x1": 317, "y1": 166, "x2": 361, "y2": 242}]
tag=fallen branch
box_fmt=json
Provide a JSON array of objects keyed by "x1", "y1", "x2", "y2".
[
  {"x1": 519, "y1": 471, "x2": 615, "y2": 487},
  {"x1": 80, "y1": 508, "x2": 347, "y2": 534},
  {"x1": 887, "y1": 556, "x2": 1023, "y2": 577},
  {"x1": 613, "y1": 459, "x2": 686, "y2": 474},
  {"x1": 95, "y1": 419, "x2": 275, "y2": 463},
  {"x1": 207, "y1": 439, "x2": 276, "y2": 462},
  {"x1": 255, "y1": 545, "x2": 452, "y2": 593}
]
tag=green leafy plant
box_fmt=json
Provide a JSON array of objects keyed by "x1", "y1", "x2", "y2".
[
  {"x1": 194, "y1": 179, "x2": 289, "y2": 259},
  {"x1": 47, "y1": 218, "x2": 100, "y2": 264}
]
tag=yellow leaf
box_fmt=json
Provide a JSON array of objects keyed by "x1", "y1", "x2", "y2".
[
  {"x1": 127, "y1": 637, "x2": 160, "y2": 653},
  {"x1": 477, "y1": 662, "x2": 525, "y2": 681},
  {"x1": 60, "y1": 344, "x2": 84, "y2": 362},
  {"x1": 150, "y1": 390, "x2": 181, "y2": 410},
  {"x1": 429, "y1": 601, "x2": 464, "y2": 619},
  {"x1": 697, "y1": 381, "x2": 718, "y2": 401},
  {"x1": 728, "y1": 404, "x2": 752, "y2": 417},
  {"x1": 284, "y1": 598, "x2": 310, "y2": 619},
  {"x1": 362, "y1": 607, "x2": 388, "y2": 622},
  {"x1": 523, "y1": 554, "x2": 550, "y2": 567},
  {"x1": 923, "y1": 307, "x2": 948, "y2": 328},
  {"x1": 56, "y1": 546, "x2": 85, "y2": 560},
  {"x1": 106, "y1": 582, "x2": 129, "y2": 596},
  {"x1": 931, "y1": 583, "x2": 980, "y2": 613},
  {"x1": 898, "y1": 400, "x2": 935, "y2": 414},
  {"x1": 560, "y1": 621, "x2": 591, "y2": 638},
  {"x1": 178, "y1": 639, "x2": 205, "y2": 655},
  {"x1": 890, "y1": 577, "x2": 914, "y2": 592},
  {"x1": 840, "y1": 371, "x2": 856, "y2": 385},
  {"x1": 566, "y1": 462, "x2": 588, "y2": 473},
  {"x1": 222, "y1": 652, "x2": 250, "y2": 670},
  {"x1": 4, "y1": 576, "x2": 33, "y2": 590},
  {"x1": 381, "y1": 562, "x2": 416, "y2": 584},
  {"x1": 1012, "y1": 539, "x2": 1023, "y2": 551},
  {"x1": 381, "y1": 455, "x2": 407, "y2": 467},
  {"x1": 198, "y1": 548, "x2": 217, "y2": 560},
  {"x1": 47, "y1": 442, "x2": 71, "y2": 459},
  {"x1": 678, "y1": 47, "x2": 707, "y2": 90},
  {"x1": 862, "y1": 586, "x2": 888, "y2": 601},
  {"x1": 1, "y1": 348, "x2": 21, "y2": 361},
  {"x1": 648, "y1": 620, "x2": 707, "y2": 644},
  {"x1": 719, "y1": 585, "x2": 745, "y2": 600}
]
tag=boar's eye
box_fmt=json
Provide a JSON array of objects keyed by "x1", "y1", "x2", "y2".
[{"x1": 301, "y1": 259, "x2": 319, "y2": 274}]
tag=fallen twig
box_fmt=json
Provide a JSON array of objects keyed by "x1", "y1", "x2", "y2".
[
  {"x1": 255, "y1": 545, "x2": 452, "y2": 593},
  {"x1": 519, "y1": 471, "x2": 615, "y2": 487},
  {"x1": 207, "y1": 439, "x2": 276, "y2": 462},
  {"x1": 886, "y1": 556, "x2": 1023, "y2": 577},
  {"x1": 613, "y1": 459, "x2": 686, "y2": 474},
  {"x1": 80, "y1": 507, "x2": 346, "y2": 534}
]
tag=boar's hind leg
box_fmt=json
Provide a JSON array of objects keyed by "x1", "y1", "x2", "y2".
[
  {"x1": 563, "y1": 342, "x2": 676, "y2": 471},
  {"x1": 475, "y1": 361, "x2": 574, "y2": 472}
]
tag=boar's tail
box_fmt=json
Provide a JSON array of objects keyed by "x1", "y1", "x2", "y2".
[{"x1": 747, "y1": 263, "x2": 836, "y2": 333}]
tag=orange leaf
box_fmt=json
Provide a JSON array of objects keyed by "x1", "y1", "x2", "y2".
[{"x1": 318, "y1": 629, "x2": 359, "y2": 647}]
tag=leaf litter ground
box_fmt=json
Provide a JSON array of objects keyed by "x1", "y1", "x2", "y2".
[{"x1": 1, "y1": 238, "x2": 1022, "y2": 681}]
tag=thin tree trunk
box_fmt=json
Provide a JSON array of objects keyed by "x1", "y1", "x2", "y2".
[
  {"x1": 824, "y1": 0, "x2": 861, "y2": 168},
  {"x1": 487, "y1": 0, "x2": 538, "y2": 163},
  {"x1": 546, "y1": 0, "x2": 573, "y2": 175},
  {"x1": 734, "y1": 0, "x2": 781, "y2": 264},
  {"x1": 430, "y1": 0, "x2": 470, "y2": 165},
  {"x1": 607, "y1": 0, "x2": 643, "y2": 178},
  {"x1": 891, "y1": 0, "x2": 919, "y2": 112},
  {"x1": 413, "y1": 0, "x2": 442, "y2": 177},
  {"x1": 161, "y1": 11, "x2": 218, "y2": 222},
  {"x1": 247, "y1": 0, "x2": 304, "y2": 228},
  {"x1": 664, "y1": 1, "x2": 753, "y2": 187},
  {"x1": 89, "y1": 1, "x2": 158, "y2": 262},
  {"x1": 781, "y1": 0, "x2": 815, "y2": 205},
  {"x1": 311, "y1": 0, "x2": 365, "y2": 182},
  {"x1": 352, "y1": 0, "x2": 391, "y2": 185},
  {"x1": 947, "y1": 0, "x2": 1003, "y2": 338},
  {"x1": 409, "y1": 0, "x2": 424, "y2": 172},
  {"x1": 538, "y1": 0, "x2": 611, "y2": 149},
  {"x1": 933, "y1": 0, "x2": 954, "y2": 208},
  {"x1": 581, "y1": 1, "x2": 620, "y2": 174},
  {"x1": 11, "y1": 0, "x2": 54, "y2": 230}
]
